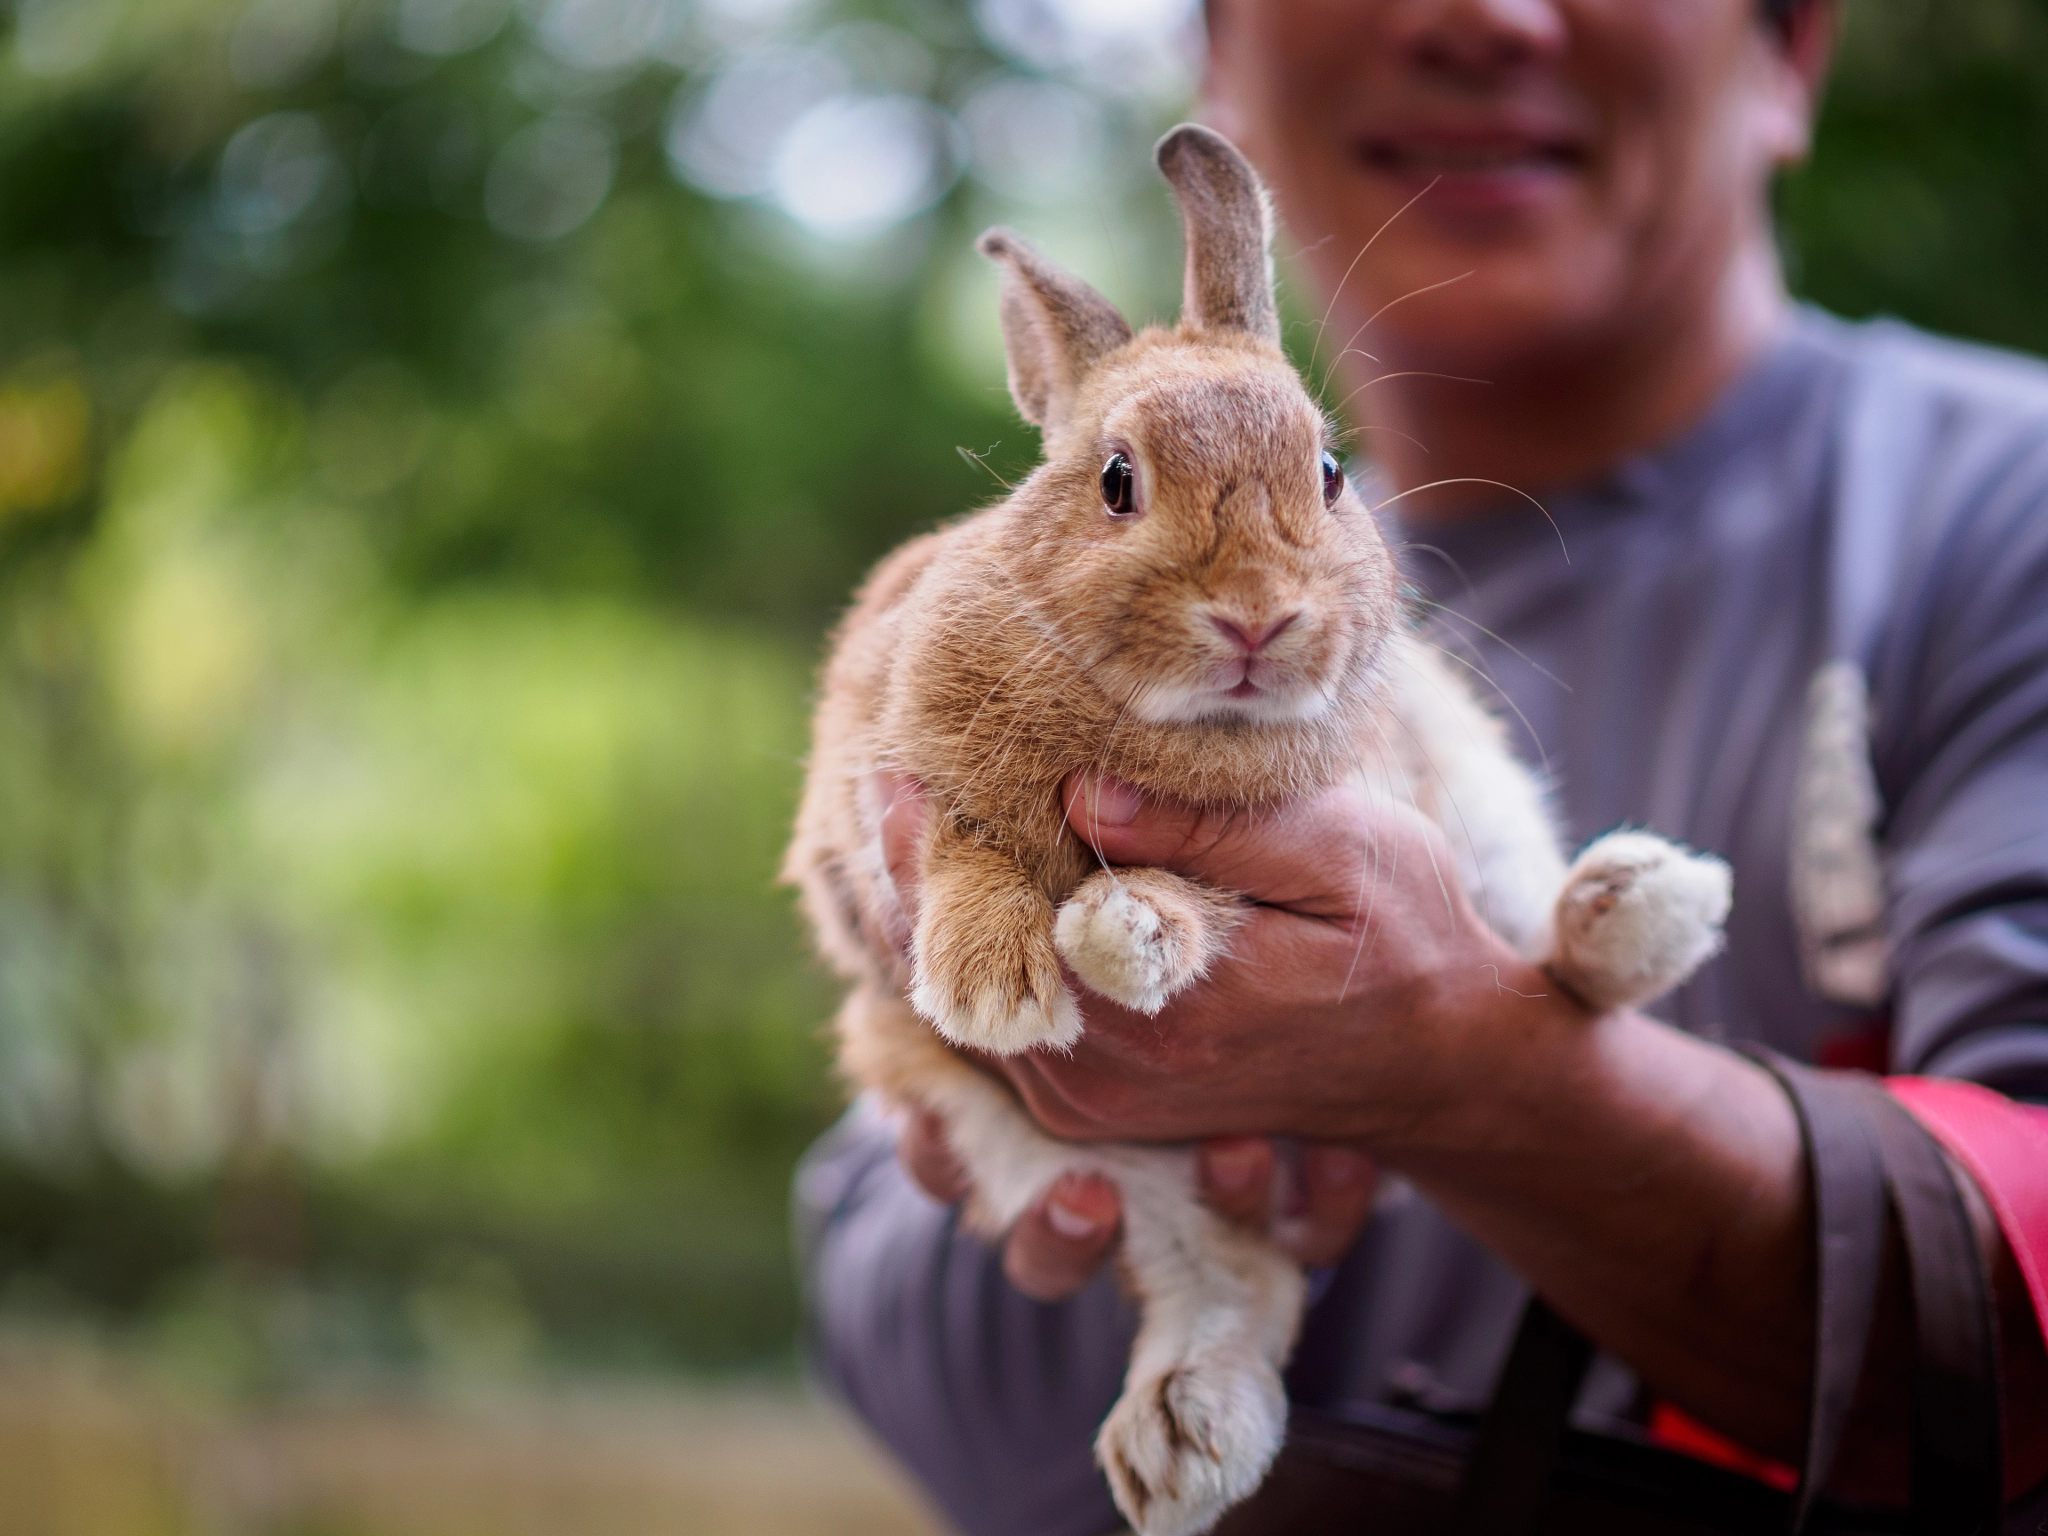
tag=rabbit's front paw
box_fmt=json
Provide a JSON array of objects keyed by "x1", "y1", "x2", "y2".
[
  {"x1": 1096, "y1": 1350, "x2": 1287, "y2": 1536},
  {"x1": 1547, "y1": 831, "x2": 1731, "y2": 1011},
  {"x1": 1056, "y1": 879, "x2": 1196, "y2": 1014},
  {"x1": 1054, "y1": 868, "x2": 1236, "y2": 1015},
  {"x1": 910, "y1": 915, "x2": 1081, "y2": 1055}
]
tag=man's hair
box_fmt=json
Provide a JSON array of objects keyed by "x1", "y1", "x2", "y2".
[{"x1": 1200, "y1": 2, "x2": 1817, "y2": 39}]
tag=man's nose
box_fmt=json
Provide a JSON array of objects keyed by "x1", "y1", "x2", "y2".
[{"x1": 1394, "y1": 0, "x2": 1567, "y2": 76}]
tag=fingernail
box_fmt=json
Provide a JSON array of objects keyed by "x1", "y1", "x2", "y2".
[
  {"x1": 1043, "y1": 1174, "x2": 1116, "y2": 1241},
  {"x1": 1080, "y1": 774, "x2": 1144, "y2": 828},
  {"x1": 1044, "y1": 1198, "x2": 1103, "y2": 1241},
  {"x1": 1312, "y1": 1148, "x2": 1371, "y2": 1189},
  {"x1": 1204, "y1": 1141, "x2": 1266, "y2": 1192}
]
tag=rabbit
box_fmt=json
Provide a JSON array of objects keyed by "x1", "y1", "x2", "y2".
[{"x1": 784, "y1": 123, "x2": 1732, "y2": 1536}]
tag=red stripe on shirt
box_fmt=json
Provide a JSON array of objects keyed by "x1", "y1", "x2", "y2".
[{"x1": 1885, "y1": 1075, "x2": 2048, "y2": 1342}]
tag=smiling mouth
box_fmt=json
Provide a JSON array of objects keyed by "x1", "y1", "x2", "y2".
[{"x1": 1359, "y1": 138, "x2": 1585, "y2": 177}]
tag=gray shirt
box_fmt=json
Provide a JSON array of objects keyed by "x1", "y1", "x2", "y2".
[{"x1": 792, "y1": 309, "x2": 2048, "y2": 1535}]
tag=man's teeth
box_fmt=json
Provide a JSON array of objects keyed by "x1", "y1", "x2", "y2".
[{"x1": 1387, "y1": 146, "x2": 1562, "y2": 172}]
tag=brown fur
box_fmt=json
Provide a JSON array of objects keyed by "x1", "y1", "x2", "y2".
[
  {"x1": 783, "y1": 125, "x2": 1456, "y2": 1536},
  {"x1": 780, "y1": 131, "x2": 1437, "y2": 1536},
  {"x1": 783, "y1": 133, "x2": 1733, "y2": 1536},
  {"x1": 788, "y1": 339, "x2": 1402, "y2": 1036},
  {"x1": 787, "y1": 124, "x2": 1404, "y2": 1063}
]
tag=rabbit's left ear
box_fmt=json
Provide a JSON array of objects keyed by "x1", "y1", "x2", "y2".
[
  {"x1": 1155, "y1": 124, "x2": 1280, "y2": 347},
  {"x1": 977, "y1": 228, "x2": 1133, "y2": 435}
]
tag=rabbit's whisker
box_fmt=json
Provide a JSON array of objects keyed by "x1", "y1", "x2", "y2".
[
  {"x1": 1305, "y1": 175, "x2": 1442, "y2": 388},
  {"x1": 1338, "y1": 419, "x2": 1431, "y2": 457},
  {"x1": 1337, "y1": 714, "x2": 1408, "y2": 1004},
  {"x1": 1317, "y1": 268, "x2": 1476, "y2": 399},
  {"x1": 1369, "y1": 477, "x2": 1570, "y2": 565},
  {"x1": 956, "y1": 442, "x2": 1014, "y2": 490},
  {"x1": 1407, "y1": 596, "x2": 1572, "y2": 694},
  {"x1": 1381, "y1": 675, "x2": 1480, "y2": 927},
  {"x1": 1409, "y1": 637, "x2": 1555, "y2": 782},
  {"x1": 1335, "y1": 370, "x2": 1492, "y2": 416}
]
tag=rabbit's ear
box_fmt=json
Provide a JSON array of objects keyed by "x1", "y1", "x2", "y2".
[
  {"x1": 1155, "y1": 124, "x2": 1279, "y2": 347},
  {"x1": 977, "y1": 229, "x2": 1133, "y2": 432}
]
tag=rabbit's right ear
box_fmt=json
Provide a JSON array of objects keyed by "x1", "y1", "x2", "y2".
[
  {"x1": 977, "y1": 229, "x2": 1133, "y2": 434},
  {"x1": 1155, "y1": 124, "x2": 1279, "y2": 346}
]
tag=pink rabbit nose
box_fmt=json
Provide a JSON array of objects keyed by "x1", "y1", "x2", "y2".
[{"x1": 1208, "y1": 611, "x2": 1300, "y2": 654}]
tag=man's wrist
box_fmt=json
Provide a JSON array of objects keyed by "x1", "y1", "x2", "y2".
[{"x1": 1361, "y1": 950, "x2": 1599, "y2": 1156}]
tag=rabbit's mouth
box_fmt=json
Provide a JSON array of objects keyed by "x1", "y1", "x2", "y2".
[
  {"x1": 1217, "y1": 655, "x2": 1284, "y2": 702},
  {"x1": 1129, "y1": 663, "x2": 1333, "y2": 728}
]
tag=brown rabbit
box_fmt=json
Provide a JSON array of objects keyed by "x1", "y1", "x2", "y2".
[{"x1": 785, "y1": 124, "x2": 1731, "y2": 1536}]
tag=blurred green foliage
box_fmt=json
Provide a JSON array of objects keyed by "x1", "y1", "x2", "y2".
[
  {"x1": 0, "y1": 0, "x2": 2042, "y2": 1383},
  {"x1": 1780, "y1": 0, "x2": 2048, "y2": 357}
]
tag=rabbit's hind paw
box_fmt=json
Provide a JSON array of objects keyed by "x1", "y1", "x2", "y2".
[{"x1": 1096, "y1": 1350, "x2": 1286, "y2": 1536}]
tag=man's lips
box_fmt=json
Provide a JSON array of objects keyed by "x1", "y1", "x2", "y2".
[{"x1": 1356, "y1": 129, "x2": 1588, "y2": 209}]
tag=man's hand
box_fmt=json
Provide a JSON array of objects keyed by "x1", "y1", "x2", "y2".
[
  {"x1": 895, "y1": 1106, "x2": 1377, "y2": 1301},
  {"x1": 874, "y1": 773, "x2": 2048, "y2": 1492},
  {"x1": 880, "y1": 768, "x2": 1537, "y2": 1148},
  {"x1": 877, "y1": 772, "x2": 1391, "y2": 1298}
]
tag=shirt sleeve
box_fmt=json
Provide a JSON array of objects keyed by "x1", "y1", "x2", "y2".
[
  {"x1": 1871, "y1": 392, "x2": 2048, "y2": 1378},
  {"x1": 1877, "y1": 410, "x2": 2048, "y2": 1102},
  {"x1": 792, "y1": 1101, "x2": 1132, "y2": 1536}
]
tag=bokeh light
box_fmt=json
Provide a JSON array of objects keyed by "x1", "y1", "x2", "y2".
[
  {"x1": 769, "y1": 92, "x2": 959, "y2": 239},
  {"x1": 485, "y1": 111, "x2": 620, "y2": 240}
]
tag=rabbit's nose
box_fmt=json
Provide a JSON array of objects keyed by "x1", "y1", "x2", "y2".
[{"x1": 1208, "y1": 611, "x2": 1300, "y2": 654}]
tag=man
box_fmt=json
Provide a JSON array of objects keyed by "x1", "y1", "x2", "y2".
[{"x1": 796, "y1": 2, "x2": 2048, "y2": 1530}]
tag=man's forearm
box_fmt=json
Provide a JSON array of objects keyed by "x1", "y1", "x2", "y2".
[
  {"x1": 1384, "y1": 988, "x2": 1818, "y2": 1456},
  {"x1": 1381, "y1": 979, "x2": 2048, "y2": 1500},
  {"x1": 1014, "y1": 776, "x2": 2048, "y2": 1499}
]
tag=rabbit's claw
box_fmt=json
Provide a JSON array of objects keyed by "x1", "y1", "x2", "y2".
[
  {"x1": 1056, "y1": 881, "x2": 1198, "y2": 1014},
  {"x1": 1096, "y1": 1351, "x2": 1287, "y2": 1536},
  {"x1": 911, "y1": 930, "x2": 1082, "y2": 1056},
  {"x1": 1546, "y1": 831, "x2": 1732, "y2": 1011}
]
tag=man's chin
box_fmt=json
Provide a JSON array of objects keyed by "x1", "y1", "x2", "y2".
[{"x1": 1357, "y1": 260, "x2": 1635, "y2": 377}]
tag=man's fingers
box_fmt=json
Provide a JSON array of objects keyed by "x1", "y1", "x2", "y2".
[
  {"x1": 897, "y1": 1108, "x2": 971, "y2": 1205},
  {"x1": 899, "y1": 1117, "x2": 1122, "y2": 1301},
  {"x1": 1198, "y1": 1138, "x2": 1374, "y2": 1266},
  {"x1": 1061, "y1": 771, "x2": 1401, "y2": 914},
  {"x1": 927, "y1": 1118, "x2": 1370, "y2": 1291},
  {"x1": 1275, "y1": 1143, "x2": 1378, "y2": 1268},
  {"x1": 875, "y1": 772, "x2": 929, "y2": 944},
  {"x1": 1198, "y1": 1137, "x2": 1277, "y2": 1230},
  {"x1": 1004, "y1": 1173, "x2": 1121, "y2": 1301}
]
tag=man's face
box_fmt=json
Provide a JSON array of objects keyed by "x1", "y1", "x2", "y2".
[{"x1": 1206, "y1": 0, "x2": 1822, "y2": 372}]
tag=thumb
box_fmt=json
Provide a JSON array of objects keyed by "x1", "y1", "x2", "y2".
[{"x1": 1061, "y1": 770, "x2": 1395, "y2": 915}]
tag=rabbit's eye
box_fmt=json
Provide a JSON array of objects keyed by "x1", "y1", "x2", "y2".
[
  {"x1": 1320, "y1": 451, "x2": 1344, "y2": 507},
  {"x1": 1101, "y1": 453, "x2": 1137, "y2": 517}
]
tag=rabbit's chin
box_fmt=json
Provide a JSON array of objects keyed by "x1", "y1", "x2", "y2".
[{"x1": 1127, "y1": 678, "x2": 1339, "y2": 728}]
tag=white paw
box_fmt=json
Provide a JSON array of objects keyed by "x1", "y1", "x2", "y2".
[
  {"x1": 1054, "y1": 881, "x2": 1187, "y2": 1014},
  {"x1": 1095, "y1": 1351, "x2": 1287, "y2": 1536},
  {"x1": 910, "y1": 971, "x2": 1083, "y2": 1055},
  {"x1": 1550, "y1": 831, "x2": 1731, "y2": 1011}
]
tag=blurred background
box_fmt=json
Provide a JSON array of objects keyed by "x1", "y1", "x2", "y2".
[{"x1": 0, "y1": 0, "x2": 2042, "y2": 1530}]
